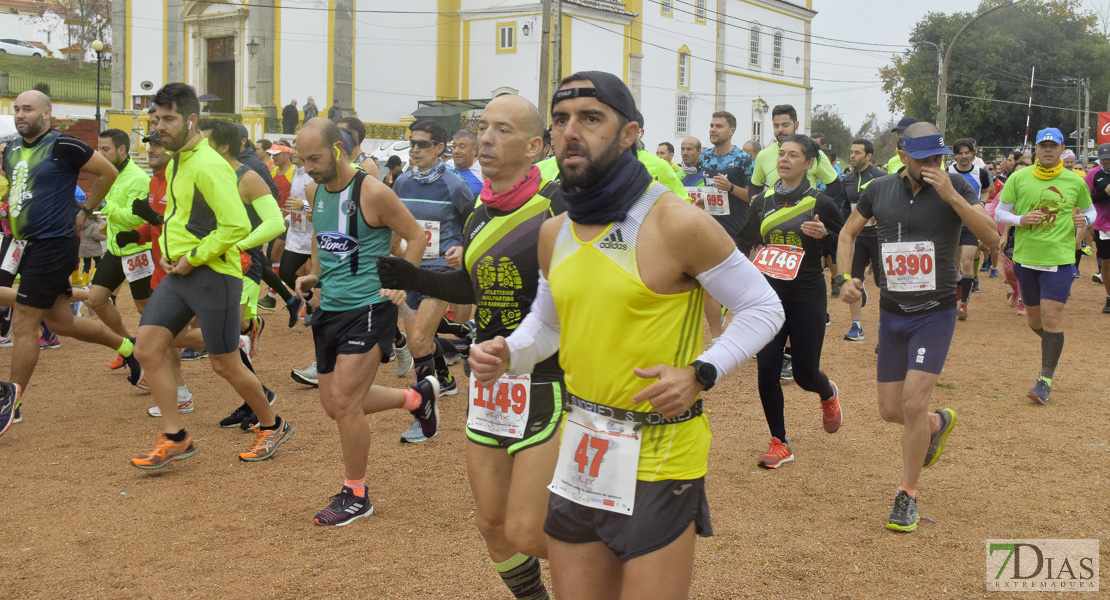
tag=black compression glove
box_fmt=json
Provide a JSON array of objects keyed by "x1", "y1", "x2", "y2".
[
  {"x1": 116, "y1": 229, "x2": 141, "y2": 247},
  {"x1": 377, "y1": 256, "x2": 418, "y2": 290},
  {"x1": 131, "y1": 199, "x2": 164, "y2": 226}
]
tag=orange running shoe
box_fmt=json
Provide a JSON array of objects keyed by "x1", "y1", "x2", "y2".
[
  {"x1": 757, "y1": 437, "x2": 794, "y2": 469},
  {"x1": 131, "y1": 433, "x2": 196, "y2": 470},
  {"x1": 239, "y1": 418, "x2": 293, "y2": 462},
  {"x1": 821, "y1": 381, "x2": 843, "y2": 434},
  {"x1": 109, "y1": 355, "x2": 126, "y2": 370}
]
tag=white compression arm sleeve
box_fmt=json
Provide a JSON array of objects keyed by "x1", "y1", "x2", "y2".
[
  {"x1": 505, "y1": 272, "x2": 561, "y2": 375},
  {"x1": 694, "y1": 249, "x2": 785, "y2": 384},
  {"x1": 994, "y1": 202, "x2": 1022, "y2": 227}
]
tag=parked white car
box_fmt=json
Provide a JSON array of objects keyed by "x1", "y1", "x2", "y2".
[{"x1": 0, "y1": 39, "x2": 44, "y2": 57}]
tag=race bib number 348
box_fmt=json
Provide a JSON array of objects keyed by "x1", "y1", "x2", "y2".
[{"x1": 881, "y1": 241, "x2": 935, "y2": 291}]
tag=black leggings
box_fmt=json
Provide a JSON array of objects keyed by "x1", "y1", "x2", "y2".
[
  {"x1": 82, "y1": 256, "x2": 101, "y2": 274},
  {"x1": 755, "y1": 296, "x2": 835, "y2": 442},
  {"x1": 278, "y1": 250, "x2": 311, "y2": 290}
]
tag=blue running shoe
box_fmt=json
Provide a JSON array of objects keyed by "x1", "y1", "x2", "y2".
[
  {"x1": 844, "y1": 323, "x2": 865, "y2": 342},
  {"x1": 0, "y1": 382, "x2": 21, "y2": 438},
  {"x1": 1028, "y1": 377, "x2": 1051, "y2": 405},
  {"x1": 180, "y1": 349, "x2": 208, "y2": 361},
  {"x1": 314, "y1": 486, "x2": 373, "y2": 526}
]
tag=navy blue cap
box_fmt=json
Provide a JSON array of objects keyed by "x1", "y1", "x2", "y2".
[
  {"x1": 1035, "y1": 128, "x2": 1064, "y2": 145},
  {"x1": 891, "y1": 117, "x2": 918, "y2": 132},
  {"x1": 902, "y1": 132, "x2": 952, "y2": 159},
  {"x1": 552, "y1": 71, "x2": 639, "y2": 124}
]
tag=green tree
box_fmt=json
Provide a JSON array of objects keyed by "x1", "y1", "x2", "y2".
[
  {"x1": 853, "y1": 113, "x2": 900, "y2": 166},
  {"x1": 810, "y1": 104, "x2": 853, "y2": 166},
  {"x1": 879, "y1": 0, "x2": 1110, "y2": 152}
]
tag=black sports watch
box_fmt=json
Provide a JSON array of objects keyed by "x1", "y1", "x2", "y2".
[
  {"x1": 690, "y1": 360, "x2": 717, "y2": 391},
  {"x1": 833, "y1": 273, "x2": 852, "y2": 288}
]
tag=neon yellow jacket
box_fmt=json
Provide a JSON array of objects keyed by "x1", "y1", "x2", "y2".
[
  {"x1": 162, "y1": 136, "x2": 250, "y2": 278},
  {"x1": 102, "y1": 158, "x2": 152, "y2": 256}
]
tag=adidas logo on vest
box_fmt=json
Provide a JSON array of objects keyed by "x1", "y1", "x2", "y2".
[{"x1": 598, "y1": 228, "x2": 628, "y2": 250}]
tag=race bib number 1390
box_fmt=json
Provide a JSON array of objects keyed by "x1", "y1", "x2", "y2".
[{"x1": 881, "y1": 241, "x2": 935, "y2": 291}]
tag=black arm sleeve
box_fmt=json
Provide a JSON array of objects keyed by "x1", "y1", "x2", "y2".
[
  {"x1": 53, "y1": 135, "x2": 96, "y2": 172},
  {"x1": 747, "y1": 183, "x2": 765, "y2": 200},
  {"x1": 377, "y1": 256, "x2": 476, "y2": 304}
]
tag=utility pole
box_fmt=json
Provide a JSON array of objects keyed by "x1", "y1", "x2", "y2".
[
  {"x1": 1084, "y1": 77, "x2": 1091, "y2": 162},
  {"x1": 551, "y1": 0, "x2": 562, "y2": 96},
  {"x1": 939, "y1": 0, "x2": 1022, "y2": 133},
  {"x1": 539, "y1": 0, "x2": 551, "y2": 115}
]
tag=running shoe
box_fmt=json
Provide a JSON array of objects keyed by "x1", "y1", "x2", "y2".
[
  {"x1": 1082, "y1": 245, "x2": 1093, "y2": 256},
  {"x1": 404, "y1": 376, "x2": 441, "y2": 443},
  {"x1": 957, "y1": 302, "x2": 968, "y2": 321},
  {"x1": 239, "y1": 418, "x2": 293, "y2": 462},
  {"x1": 124, "y1": 355, "x2": 147, "y2": 390},
  {"x1": 1028, "y1": 377, "x2": 1051, "y2": 405},
  {"x1": 0, "y1": 336, "x2": 11, "y2": 348},
  {"x1": 445, "y1": 351, "x2": 461, "y2": 366},
  {"x1": 1006, "y1": 290, "x2": 1019, "y2": 309},
  {"x1": 780, "y1": 354, "x2": 793, "y2": 381},
  {"x1": 238, "y1": 387, "x2": 279, "y2": 430},
  {"x1": 1074, "y1": 270, "x2": 1081, "y2": 279},
  {"x1": 219, "y1": 403, "x2": 253, "y2": 428},
  {"x1": 979, "y1": 261, "x2": 991, "y2": 272},
  {"x1": 71, "y1": 301, "x2": 83, "y2": 316},
  {"x1": 887, "y1": 490, "x2": 919, "y2": 533},
  {"x1": 13, "y1": 405, "x2": 21, "y2": 424},
  {"x1": 1094, "y1": 272, "x2": 1104, "y2": 284},
  {"x1": 1017, "y1": 300, "x2": 1026, "y2": 316},
  {"x1": 989, "y1": 267, "x2": 999, "y2": 278},
  {"x1": 972, "y1": 278, "x2": 980, "y2": 293},
  {"x1": 0, "y1": 382, "x2": 22, "y2": 438},
  {"x1": 923, "y1": 408, "x2": 957, "y2": 468},
  {"x1": 247, "y1": 316, "x2": 265, "y2": 358},
  {"x1": 180, "y1": 348, "x2": 208, "y2": 361},
  {"x1": 257, "y1": 295, "x2": 277, "y2": 310},
  {"x1": 1103, "y1": 298, "x2": 1110, "y2": 315},
  {"x1": 757, "y1": 437, "x2": 794, "y2": 469},
  {"x1": 39, "y1": 334, "x2": 61, "y2": 349},
  {"x1": 844, "y1": 323, "x2": 864, "y2": 342},
  {"x1": 314, "y1": 486, "x2": 374, "y2": 526},
  {"x1": 820, "y1": 382, "x2": 842, "y2": 434},
  {"x1": 291, "y1": 361, "x2": 319, "y2": 387},
  {"x1": 399, "y1": 419, "x2": 426, "y2": 443},
  {"x1": 130, "y1": 433, "x2": 197, "y2": 470},
  {"x1": 285, "y1": 296, "x2": 304, "y2": 328},
  {"x1": 148, "y1": 391, "x2": 195, "y2": 417},
  {"x1": 109, "y1": 354, "x2": 126, "y2": 370},
  {"x1": 303, "y1": 309, "x2": 316, "y2": 328},
  {"x1": 395, "y1": 341, "x2": 413, "y2": 377},
  {"x1": 438, "y1": 374, "x2": 458, "y2": 397}
]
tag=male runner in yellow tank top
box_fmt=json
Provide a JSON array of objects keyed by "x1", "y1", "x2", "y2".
[{"x1": 470, "y1": 71, "x2": 785, "y2": 600}]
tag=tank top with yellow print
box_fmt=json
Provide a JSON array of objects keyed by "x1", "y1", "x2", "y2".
[{"x1": 548, "y1": 183, "x2": 710, "y2": 481}]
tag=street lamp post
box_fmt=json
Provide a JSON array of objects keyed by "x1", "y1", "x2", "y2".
[
  {"x1": 938, "y1": 0, "x2": 1023, "y2": 133},
  {"x1": 909, "y1": 38, "x2": 943, "y2": 118},
  {"x1": 92, "y1": 39, "x2": 104, "y2": 133}
]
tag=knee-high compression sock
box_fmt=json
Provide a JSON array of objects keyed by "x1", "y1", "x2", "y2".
[
  {"x1": 1040, "y1": 331, "x2": 1064, "y2": 381},
  {"x1": 959, "y1": 278, "x2": 973, "y2": 303},
  {"x1": 1031, "y1": 327, "x2": 1044, "y2": 339},
  {"x1": 40, "y1": 321, "x2": 54, "y2": 339},
  {"x1": 1075, "y1": 249, "x2": 1084, "y2": 268},
  {"x1": 493, "y1": 554, "x2": 550, "y2": 600},
  {"x1": 432, "y1": 340, "x2": 450, "y2": 379},
  {"x1": 974, "y1": 257, "x2": 981, "y2": 273},
  {"x1": 414, "y1": 354, "x2": 435, "y2": 382},
  {"x1": 261, "y1": 266, "x2": 291, "y2": 302}
]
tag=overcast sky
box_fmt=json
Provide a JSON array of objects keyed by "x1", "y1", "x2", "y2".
[{"x1": 808, "y1": 0, "x2": 1108, "y2": 132}]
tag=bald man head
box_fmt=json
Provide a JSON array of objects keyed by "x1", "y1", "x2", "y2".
[
  {"x1": 898, "y1": 121, "x2": 947, "y2": 186},
  {"x1": 295, "y1": 117, "x2": 346, "y2": 185},
  {"x1": 477, "y1": 94, "x2": 546, "y2": 190},
  {"x1": 14, "y1": 90, "x2": 52, "y2": 140},
  {"x1": 903, "y1": 121, "x2": 942, "y2": 138}
]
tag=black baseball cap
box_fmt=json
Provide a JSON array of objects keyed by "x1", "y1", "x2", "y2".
[
  {"x1": 141, "y1": 133, "x2": 162, "y2": 145},
  {"x1": 1098, "y1": 143, "x2": 1110, "y2": 160},
  {"x1": 551, "y1": 71, "x2": 638, "y2": 124},
  {"x1": 891, "y1": 117, "x2": 918, "y2": 132},
  {"x1": 385, "y1": 155, "x2": 402, "y2": 168}
]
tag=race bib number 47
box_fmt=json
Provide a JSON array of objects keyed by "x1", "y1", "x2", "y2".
[
  {"x1": 548, "y1": 406, "x2": 641, "y2": 515},
  {"x1": 881, "y1": 241, "x2": 935, "y2": 291}
]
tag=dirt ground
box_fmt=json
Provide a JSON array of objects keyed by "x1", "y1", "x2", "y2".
[{"x1": 1, "y1": 259, "x2": 1107, "y2": 599}]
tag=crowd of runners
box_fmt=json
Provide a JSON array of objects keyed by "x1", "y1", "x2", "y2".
[{"x1": 0, "y1": 73, "x2": 1105, "y2": 599}]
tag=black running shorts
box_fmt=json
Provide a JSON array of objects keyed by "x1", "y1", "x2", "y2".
[
  {"x1": 139, "y1": 266, "x2": 243, "y2": 355},
  {"x1": 311, "y1": 301, "x2": 397, "y2": 374},
  {"x1": 14, "y1": 236, "x2": 78, "y2": 309},
  {"x1": 959, "y1": 224, "x2": 979, "y2": 247},
  {"x1": 1095, "y1": 234, "x2": 1110, "y2": 260},
  {"x1": 851, "y1": 231, "x2": 885, "y2": 288},
  {"x1": 544, "y1": 477, "x2": 713, "y2": 561},
  {"x1": 91, "y1": 251, "x2": 152, "y2": 300}
]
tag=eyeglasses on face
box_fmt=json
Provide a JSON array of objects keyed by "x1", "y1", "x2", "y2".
[{"x1": 411, "y1": 139, "x2": 437, "y2": 149}]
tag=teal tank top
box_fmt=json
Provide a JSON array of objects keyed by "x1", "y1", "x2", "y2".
[{"x1": 313, "y1": 172, "x2": 391, "y2": 311}]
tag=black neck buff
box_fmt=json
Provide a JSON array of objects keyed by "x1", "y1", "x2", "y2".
[
  {"x1": 772, "y1": 177, "x2": 813, "y2": 207},
  {"x1": 560, "y1": 147, "x2": 653, "y2": 224}
]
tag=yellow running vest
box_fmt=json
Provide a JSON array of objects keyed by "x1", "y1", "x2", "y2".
[{"x1": 548, "y1": 184, "x2": 710, "y2": 481}]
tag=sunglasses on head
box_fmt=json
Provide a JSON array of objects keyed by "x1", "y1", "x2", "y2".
[{"x1": 411, "y1": 139, "x2": 437, "y2": 149}]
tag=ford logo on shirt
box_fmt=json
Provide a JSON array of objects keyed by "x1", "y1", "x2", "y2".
[{"x1": 317, "y1": 232, "x2": 360, "y2": 260}]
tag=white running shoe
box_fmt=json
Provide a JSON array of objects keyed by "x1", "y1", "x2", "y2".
[
  {"x1": 395, "y1": 344, "x2": 414, "y2": 377},
  {"x1": 148, "y1": 392, "x2": 196, "y2": 417}
]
